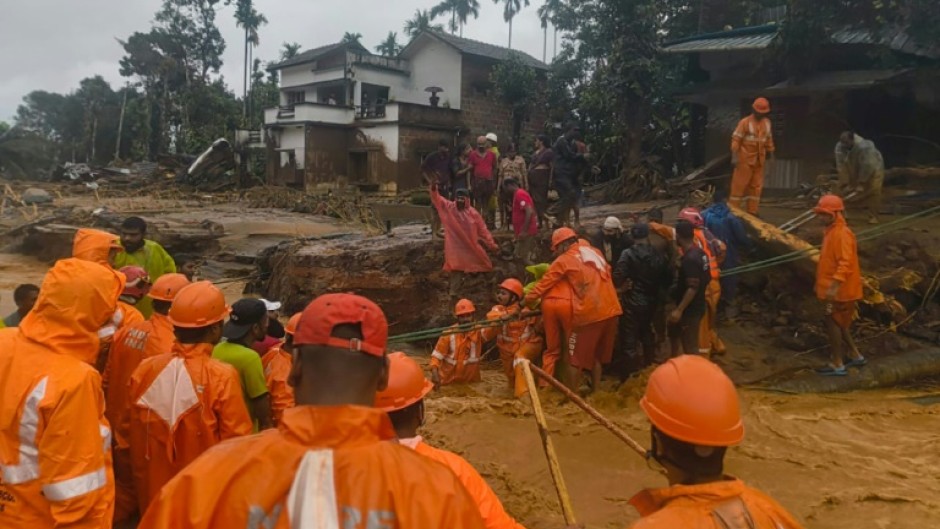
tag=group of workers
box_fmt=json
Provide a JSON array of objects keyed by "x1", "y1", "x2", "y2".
[{"x1": 0, "y1": 234, "x2": 806, "y2": 528}]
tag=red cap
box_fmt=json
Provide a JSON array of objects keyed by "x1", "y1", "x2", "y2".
[{"x1": 294, "y1": 293, "x2": 388, "y2": 357}]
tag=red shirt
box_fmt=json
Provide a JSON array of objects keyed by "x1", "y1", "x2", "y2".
[
  {"x1": 511, "y1": 189, "x2": 538, "y2": 237},
  {"x1": 468, "y1": 149, "x2": 496, "y2": 180}
]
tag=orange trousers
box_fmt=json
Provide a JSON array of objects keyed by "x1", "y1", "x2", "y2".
[
  {"x1": 541, "y1": 298, "x2": 573, "y2": 385},
  {"x1": 698, "y1": 280, "x2": 725, "y2": 356},
  {"x1": 113, "y1": 448, "x2": 138, "y2": 523},
  {"x1": 730, "y1": 163, "x2": 764, "y2": 214},
  {"x1": 502, "y1": 341, "x2": 545, "y2": 397},
  {"x1": 570, "y1": 317, "x2": 618, "y2": 370}
]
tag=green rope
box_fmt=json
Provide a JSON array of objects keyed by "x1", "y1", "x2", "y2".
[{"x1": 388, "y1": 311, "x2": 541, "y2": 344}]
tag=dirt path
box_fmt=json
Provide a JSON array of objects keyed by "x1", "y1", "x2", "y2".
[{"x1": 424, "y1": 365, "x2": 940, "y2": 529}]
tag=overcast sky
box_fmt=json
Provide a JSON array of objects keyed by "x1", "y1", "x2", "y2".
[{"x1": 0, "y1": 0, "x2": 554, "y2": 122}]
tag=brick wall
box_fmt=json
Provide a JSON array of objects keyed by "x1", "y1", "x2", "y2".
[
  {"x1": 398, "y1": 126, "x2": 454, "y2": 191},
  {"x1": 460, "y1": 57, "x2": 548, "y2": 149}
]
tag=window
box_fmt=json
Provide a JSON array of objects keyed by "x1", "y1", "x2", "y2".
[{"x1": 286, "y1": 91, "x2": 305, "y2": 105}]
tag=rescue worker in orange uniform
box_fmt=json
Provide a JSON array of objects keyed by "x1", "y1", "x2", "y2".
[
  {"x1": 813, "y1": 195, "x2": 866, "y2": 376},
  {"x1": 522, "y1": 228, "x2": 576, "y2": 385},
  {"x1": 262, "y1": 312, "x2": 300, "y2": 425},
  {"x1": 730, "y1": 97, "x2": 775, "y2": 215},
  {"x1": 629, "y1": 355, "x2": 805, "y2": 529},
  {"x1": 524, "y1": 228, "x2": 622, "y2": 391},
  {"x1": 105, "y1": 272, "x2": 189, "y2": 523},
  {"x1": 431, "y1": 299, "x2": 485, "y2": 387},
  {"x1": 0, "y1": 258, "x2": 124, "y2": 529},
  {"x1": 377, "y1": 352, "x2": 527, "y2": 529},
  {"x1": 486, "y1": 278, "x2": 544, "y2": 397},
  {"x1": 678, "y1": 208, "x2": 726, "y2": 356},
  {"x1": 137, "y1": 293, "x2": 487, "y2": 529},
  {"x1": 125, "y1": 281, "x2": 252, "y2": 514}
]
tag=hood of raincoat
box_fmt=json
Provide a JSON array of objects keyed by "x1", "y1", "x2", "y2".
[
  {"x1": 19, "y1": 258, "x2": 125, "y2": 364},
  {"x1": 72, "y1": 228, "x2": 120, "y2": 265},
  {"x1": 524, "y1": 263, "x2": 550, "y2": 295}
]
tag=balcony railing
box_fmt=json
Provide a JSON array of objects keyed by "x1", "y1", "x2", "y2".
[{"x1": 347, "y1": 52, "x2": 410, "y2": 73}]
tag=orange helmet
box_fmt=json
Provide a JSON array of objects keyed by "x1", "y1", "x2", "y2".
[
  {"x1": 551, "y1": 227, "x2": 578, "y2": 251},
  {"x1": 640, "y1": 355, "x2": 744, "y2": 447},
  {"x1": 168, "y1": 281, "x2": 230, "y2": 328},
  {"x1": 374, "y1": 352, "x2": 434, "y2": 412},
  {"x1": 498, "y1": 278, "x2": 524, "y2": 299},
  {"x1": 677, "y1": 207, "x2": 704, "y2": 228},
  {"x1": 813, "y1": 194, "x2": 844, "y2": 216},
  {"x1": 454, "y1": 298, "x2": 476, "y2": 316},
  {"x1": 752, "y1": 97, "x2": 771, "y2": 114},
  {"x1": 149, "y1": 273, "x2": 191, "y2": 302},
  {"x1": 285, "y1": 312, "x2": 302, "y2": 336},
  {"x1": 119, "y1": 266, "x2": 151, "y2": 298}
]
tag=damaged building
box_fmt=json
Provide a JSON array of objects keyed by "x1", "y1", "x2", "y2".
[
  {"x1": 263, "y1": 30, "x2": 549, "y2": 194},
  {"x1": 664, "y1": 18, "x2": 940, "y2": 192}
]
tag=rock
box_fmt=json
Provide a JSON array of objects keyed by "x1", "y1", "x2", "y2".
[
  {"x1": 22, "y1": 188, "x2": 53, "y2": 205},
  {"x1": 774, "y1": 315, "x2": 789, "y2": 326}
]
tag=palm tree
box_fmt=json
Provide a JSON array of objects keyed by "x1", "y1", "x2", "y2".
[
  {"x1": 494, "y1": 0, "x2": 530, "y2": 49},
  {"x1": 430, "y1": 0, "x2": 459, "y2": 33},
  {"x1": 280, "y1": 42, "x2": 302, "y2": 61},
  {"x1": 375, "y1": 32, "x2": 402, "y2": 56},
  {"x1": 342, "y1": 32, "x2": 364, "y2": 44},
  {"x1": 537, "y1": 0, "x2": 562, "y2": 61},
  {"x1": 403, "y1": 9, "x2": 444, "y2": 39},
  {"x1": 235, "y1": 0, "x2": 268, "y2": 121}
]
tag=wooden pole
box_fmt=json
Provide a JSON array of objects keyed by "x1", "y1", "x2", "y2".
[
  {"x1": 529, "y1": 363, "x2": 649, "y2": 459},
  {"x1": 520, "y1": 360, "x2": 577, "y2": 526}
]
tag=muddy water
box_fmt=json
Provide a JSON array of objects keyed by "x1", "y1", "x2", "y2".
[{"x1": 424, "y1": 364, "x2": 940, "y2": 529}]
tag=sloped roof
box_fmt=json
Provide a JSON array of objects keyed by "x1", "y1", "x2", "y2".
[
  {"x1": 403, "y1": 30, "x2": 549, "y2": 70},
  {"x1": 269, "y1": 41, "x2": 370, "y2": 70}
]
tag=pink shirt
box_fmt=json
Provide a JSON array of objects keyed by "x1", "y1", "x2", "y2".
[
  {"x1": 468, "y1": 150, "x2": 496, "y2": 180},
  {"x1": 511, "y1": 189, "x2": 538, "y2": 237}
]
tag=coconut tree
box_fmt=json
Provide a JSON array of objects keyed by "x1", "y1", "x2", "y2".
[
  {"x1": 235, "y1": 0, "x2": 268, "y2": 121},
  {"x1": 431, "y1": 0, "x2": 481, "y2": 36},
  {"x1": 280, "y1": 42, "x2": 302, "y2": 61},
  {"x1": 403, "y1": 9, "x2": 444, "y2": 39},
  {"x1": 375, "y1": 32, "x2": 402, "y2": 56},
  {"x1": 342, "y1": 32, "x2": 364, "y2": 44},
  {"x1": 493, "y1": 0, "x2": 530, "y2": 49},
  {"x1": 537, "y1": 0, "x2": 562, "y2": 62}
]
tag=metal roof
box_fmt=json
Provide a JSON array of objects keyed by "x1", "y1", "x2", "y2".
[
  {"x1": 269, "y1": 41, "x2": 370, "y2": 70},
  {"x1": 662, "y1": 33, "x2": 775, "y2": 53},
  {"x1": 764, "y1": 69, "x2": 911, "y2": 94}
]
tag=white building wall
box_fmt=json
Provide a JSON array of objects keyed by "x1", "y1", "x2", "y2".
[
  {"x1": 360, "y1": 124, "x2": 399, "y2": 162},
  {"x1": 404, "y1": 42, "x2": 463, "y2": 109},
  {"x1": 279, "y1": 126, "x2": 306, "y2": 168},
  {"x1": 279, "y1": 63, "x2": 346, "y2": 89}
]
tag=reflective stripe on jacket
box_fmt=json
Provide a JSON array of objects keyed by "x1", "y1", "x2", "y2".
[
  {"x1": 431, "y1": 325, "x2": 484, "y2": 385},
  {"x1": 0, "y1": 258, "x2": 124, "y2": 528},
  {"x1": 136, "y1": 406, "x2": 487, "y2": 529},
  {"x1": 731, "y1": 116, "x2": 775, "y2": 166}
]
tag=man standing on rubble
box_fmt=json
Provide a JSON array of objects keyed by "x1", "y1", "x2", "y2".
[
  {"x1": 0, "y1": 258, "x2": 124, "y2": 528},
  {"x1": 114, "y1": 216, "x2": 177, "y2": 318},
  {"x1": 835, "y1": 130, "x2": 885, "y2": 224},
  {"x1": 551, "y1": 124, "x2": 590, "y2": 227},
  {"x1": 430, "y1": 180, "x2": 499, "y2": 298},
  {"x1": 137, "y1": 293, "x2": 487, "y2": 529},
  {"x1": 814, "y1": 195, "x2": 867, "y2": 376},
  {"x1": 730, "y1": 97, "x2": 775, "y2": 215},
  {"x1": 628, "y1": 355, "x2": 805, "y2": 529},
  {"x1": 423, "y1": 139, "x2": 454, "y2": 237},
  {"x1": 213, "y1": 298, "x2": 274, "y2": 430}
]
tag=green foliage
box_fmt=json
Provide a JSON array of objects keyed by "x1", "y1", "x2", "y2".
[
  {"x1": 0, "y1": 122, "x2": 9, "y2": 135},
  {"x1": 0, "y1": 127, "x2": 51, "y2": 179},
  {"x1": 375, "y1": 32, "x2": 403, "y2": 57},
  {"x1": 404, "y1": 10, "x2": 443, "y2": 39},
  {"x1": 490, "y1": 54, "x2": 538, "y2": 144},
  {"x1": 430, "y1": 0, "x2": 481, "y2": 35},
  {"x1": 280, "y1": 42, "x2": 302, "y2": 61},
  {"x1": 342, "y1": 32, "x2": 364, "y2": 44}
]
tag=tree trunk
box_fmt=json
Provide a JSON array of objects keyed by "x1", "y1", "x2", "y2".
[
  {"x1": 553, "y1": 27, "x2": 557, "y2": 60},
  {"x1": 114, "y1": 87, "x2": 128, "y2": 162},
  {"x1": 243, "y1": 27, "x2": 249, "y2": 122},
  {"x1": 91, "y1": 115, "x2": 98, "y2": 162},
  {"x1": 508, "y1": 17, "x2": 513, "y2": 49},
  {"x1": 543, "y1": 25, "x2": 548, "y2": 63}
]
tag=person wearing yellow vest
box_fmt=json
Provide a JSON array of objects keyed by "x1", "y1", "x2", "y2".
[
  {"x1": 678, "y1": 208, "x2": 726, "y2": 356},
  {"x1": 730, "y1": 97, "x2": 775, "y2": 215},
  {"x1": 113, "y1": 216, "x2": 177, "y2": 319}
]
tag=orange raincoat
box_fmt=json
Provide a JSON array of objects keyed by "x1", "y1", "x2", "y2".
[
  {"x1": 401, "y1": 436, "x2": 526, "y2": 529},
  {"x1": 431, "y1": 185, "x2": 499, "y2": 272},
  {"x1": 261, "y1": 344, "x2": 295, "y2": 426},
  {"x1": 125, "y1": 342, "x2": 252, "y2": 513},
  {"x1": 72, "y1": 227, "x2": 144, "y2": 340},
  {"x1": 0, "y1": 258, "x2": 124, "y2": 529},
  {"x1": 485, "y1": 304, "x2": 543, "y2": 397},
  {"x1": 629, "y1": 478, "x2": 804, "y2": 529},
  {"x1": 103, "y1": 312, "x2": 175, "y2": 521},
  {"x1": 431, "y1": 324, "x2": 485, "y2": 385},
  {"x1": 816, "y1": 215, "x2": 862, "y2": 302},
  {"x1": 137, "y1": 406, "x2": 486, "y2": 529},
  {"x1": 692, "y1": 228, "x2": 724, "y2": 356},
  {"x1": 730, "y1": 115, "x2": 775, "y2": 215}
]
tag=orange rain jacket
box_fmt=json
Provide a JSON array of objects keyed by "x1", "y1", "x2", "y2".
[
  {"x1": 524, "y1": 240, "x2": 622, "y2": 328},
  {"x1": 629, "y1": 478, "x2": 805, "y2": 529},
  {"x1": 486, "y1": 304, "x2": 543, "y2": 396},
  {"x1": 261, "y1": 344, "x2": 295, "y2": 426},
  {"x1": 0, "y1": 258, "x2": 124, "y2": 529},
  {"x1": 401, "y1": 436, "x2": 526, "y2": 529},
  {"x1": 731, "y1": 115, "x2": 775, "y2": 167},
  {"x1": 137, "y1": 406, "x2": 486, "y2": 529},
  {"x1": 72, "y1": 227, "x2": 144, "y2": 339},
  {"x1": 125, "y1": 342, "x2": 252, "y2": 513},
  {"x1": 816, "y1": 215, "x2": 862, "y2": 302},
  {"x1": 431, "y1": 324, "x2": 486, "y2": 385}
]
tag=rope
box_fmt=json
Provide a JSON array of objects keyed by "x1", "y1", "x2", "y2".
[{"x1": 387, "y1": 311, "x2": 541, "y2": 344}]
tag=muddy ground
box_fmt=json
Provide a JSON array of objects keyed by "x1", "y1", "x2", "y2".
[{"x1": 1, "y1": 187, "x2": 939, "y2": 528}]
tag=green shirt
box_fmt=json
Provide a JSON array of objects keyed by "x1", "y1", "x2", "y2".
[
  {"x1": 113, "y1": 239, "x2": 177, "y2": 318},
  {"x1": 212, "y1": 341, "x2": 269, "y2": 427}
]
